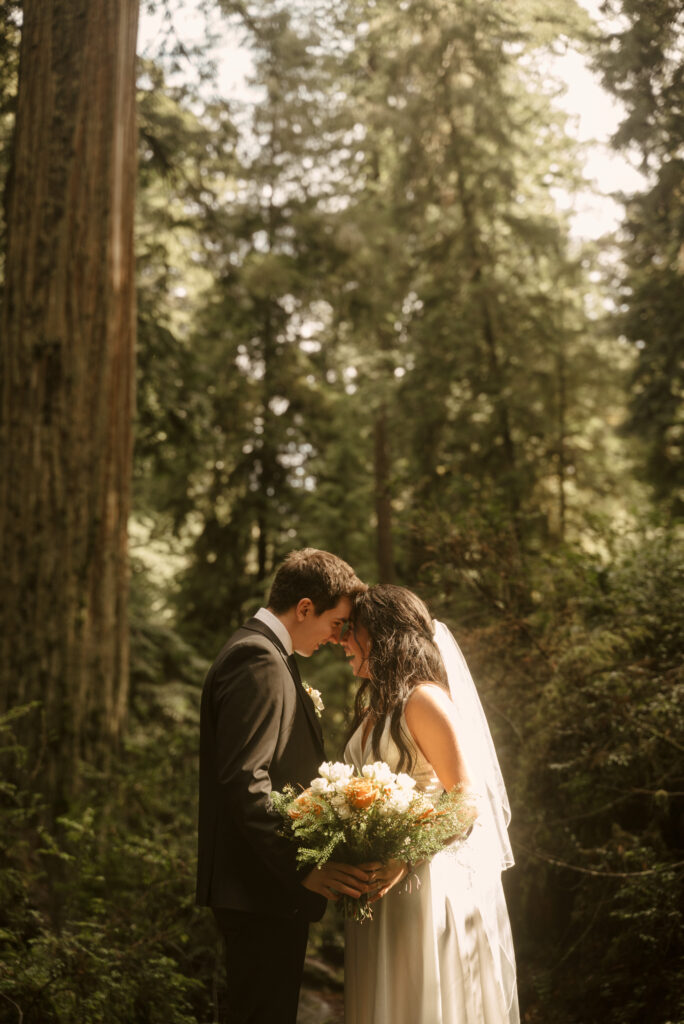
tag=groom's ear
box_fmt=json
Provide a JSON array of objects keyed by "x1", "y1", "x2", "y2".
[{"x1": 295, "y1": 597, "x2": 314, "y2": 620}]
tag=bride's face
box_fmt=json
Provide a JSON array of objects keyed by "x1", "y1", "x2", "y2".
[{"x1": 341, "y1": 621, "x2": 371, "y2": 679}]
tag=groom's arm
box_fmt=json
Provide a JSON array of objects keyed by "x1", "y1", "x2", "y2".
[
  {"x1": 211, "y1": 642, "x2": 369, "y2": 909},
  {"x1": 211, "y1": 645, "x2": 304, "y2": 890}
]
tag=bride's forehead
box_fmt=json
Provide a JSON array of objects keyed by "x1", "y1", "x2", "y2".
[{"x1": 345, "y1": 619, "x2": 370, "y2": 640}]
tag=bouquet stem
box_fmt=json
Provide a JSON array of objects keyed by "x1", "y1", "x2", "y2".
[{"x1": 340, "y1": 892, "x2": 375, "y2": 923}]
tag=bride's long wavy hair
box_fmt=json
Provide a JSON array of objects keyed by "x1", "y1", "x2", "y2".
[{"x1": 347, "y1": 584, "x2": 448, "y2": 772}]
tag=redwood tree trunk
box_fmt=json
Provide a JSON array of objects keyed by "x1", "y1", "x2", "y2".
[{"x1": 0, "y1": 0, "x2": 138, "y2": 806}]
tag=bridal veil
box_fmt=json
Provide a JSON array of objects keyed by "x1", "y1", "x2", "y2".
[{"x1": 433, "y1": 620, "x2": 519, "y2": 1023}]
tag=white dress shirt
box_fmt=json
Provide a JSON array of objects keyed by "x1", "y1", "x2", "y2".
[{"x1": 254, "y1": 606, "x2": 294, "y2": 656}]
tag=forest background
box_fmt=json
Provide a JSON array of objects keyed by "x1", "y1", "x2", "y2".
[{"x1": 0, "y1": 0, "x2": 682, "y2": 1022}]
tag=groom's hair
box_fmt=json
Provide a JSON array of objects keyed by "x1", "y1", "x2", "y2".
[{"x1": 268, "y1": 548, "x2": 365, "y2": 615}]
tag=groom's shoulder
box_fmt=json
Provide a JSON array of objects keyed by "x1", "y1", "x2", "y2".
[{"x1": 206, "y1": 620, "x2": 283, "y2": 678}]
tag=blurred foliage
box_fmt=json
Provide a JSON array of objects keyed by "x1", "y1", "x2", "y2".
[
  {"x1": 452, "y1": 527, "x2": 684, "y2": 1023},
  {"x1": 0, "y1": 615, "x2": 218, "y2": 1024},
  {"x1": 593, "y1": 0, "x2": 684, "y2": 514}
]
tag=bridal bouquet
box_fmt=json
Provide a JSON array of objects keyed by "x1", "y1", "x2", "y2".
[{"x1": 272, "y1": 760, "x2": 476, "y2": 921}]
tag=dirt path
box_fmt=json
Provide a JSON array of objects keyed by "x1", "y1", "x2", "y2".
[
  {"x1": 297, "y1": 954, "x2": 345, "y2": 1023},
  {"x1": 297, "y1": 987, "x2": 344, "y2": 1024}
]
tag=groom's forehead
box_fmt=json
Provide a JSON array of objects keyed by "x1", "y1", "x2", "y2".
[{"x1": 328, "y1": 595, "x2": 352, "y2": 618}]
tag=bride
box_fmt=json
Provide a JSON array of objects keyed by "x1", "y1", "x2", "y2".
[{"x1": 341, "y1": 584, "x2": 519, "y2": 1024}]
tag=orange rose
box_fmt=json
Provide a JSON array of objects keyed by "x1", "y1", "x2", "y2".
[
  {"x1": 345, "y1": 778, "x2": 379, "y2": 810},
  {"x1": 289, "y1": 790, "x2": 322, "y2": 819}
]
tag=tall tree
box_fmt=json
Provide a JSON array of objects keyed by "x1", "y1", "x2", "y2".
[
  {"x1": 144, "y1": 3, "x2": 359, "y2": 643},
  {"x1": 594, "y1": 0, "x2": 684, "y2": 513},
  {"x1": 0, "y1": 0, "x2": 139, "y2": 808},
  {"x1": 323, "y1": 0, "x2": 603, "y2": 593}
]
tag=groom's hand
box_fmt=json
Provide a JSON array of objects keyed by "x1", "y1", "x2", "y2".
[{"x1": 302, "y1": 862, "x2": 371, "y2": 900}]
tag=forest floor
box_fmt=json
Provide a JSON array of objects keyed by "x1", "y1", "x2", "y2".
[{"x1": 297, "y1": 954, "x2": 345, "y2": 1024}]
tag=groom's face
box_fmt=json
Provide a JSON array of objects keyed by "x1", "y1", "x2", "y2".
[{"x1": 294, "y1": 596, "x2": 352, "y2": 657}]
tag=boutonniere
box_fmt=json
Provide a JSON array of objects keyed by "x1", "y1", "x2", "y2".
[{"x1": 303, "y1": 684, "x2": 324, "y2": 718}]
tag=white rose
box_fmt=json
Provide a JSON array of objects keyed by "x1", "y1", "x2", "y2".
[
  {"x1": 310, "y1": 777, "x2": 332, "y2": 795},
  {"x1": 318, "y1": 761, "x2": 352, "y2": 784},
  {"x1": 329, "y1": 763, "x2": 354, "y2": 787},
  {"x1": 330, "y1": 793, "x2": 352, "y2": 819},
  {"x1": 386, "y1": 790, "x2": 413, "y2": 813},
  {"x1": 395, "y1": 772, "x2": 417, "y2": 792},
  {"x1": 362, "y1": 761, "x2": 395, "y2": 786}
]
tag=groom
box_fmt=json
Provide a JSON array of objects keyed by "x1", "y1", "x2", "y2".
[{"x1": 196, "y1": 548, "x2": 370, "y2": 1024}]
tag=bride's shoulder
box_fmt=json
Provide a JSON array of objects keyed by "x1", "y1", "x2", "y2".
[
  {"x1": 404, "y1": 681, "x2": 453, "y2": 727},
  {"x1": 402, "y1": 683, "x2": 467, "y2": 785}
]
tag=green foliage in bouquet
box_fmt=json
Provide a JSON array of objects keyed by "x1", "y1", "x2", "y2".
[{"x1": 272, "y1": 761, "x2": 476, "y2": 922}]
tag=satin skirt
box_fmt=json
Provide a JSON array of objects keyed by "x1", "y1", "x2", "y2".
[{"x1": 344, "y1": 845, "x2": 519, "y2": 1024}]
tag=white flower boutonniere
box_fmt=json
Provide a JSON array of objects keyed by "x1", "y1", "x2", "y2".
[{"x1": 303, "y1": 684, "x2": 324, "y2": 718}]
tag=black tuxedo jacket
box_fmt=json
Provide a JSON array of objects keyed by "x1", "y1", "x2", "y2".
[{"x1": 196, "y1": 617, "x2": 326, "y2": 921}]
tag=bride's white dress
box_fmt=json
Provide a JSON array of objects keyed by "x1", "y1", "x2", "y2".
[{"x1": 344, "y1": 711, "x2": 519, "y2": 1024}]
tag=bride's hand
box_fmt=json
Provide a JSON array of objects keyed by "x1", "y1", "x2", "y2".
[
  {"x1": 302, "y1": 861, "x2": 372, "y2": 901},
  {"x1": 360, "y1": 858, "x2": 409, "y2": 902}
]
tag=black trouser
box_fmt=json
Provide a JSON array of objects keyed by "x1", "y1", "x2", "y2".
[{"x1": 212, "y1": 907, "x2": 309, "y2": 1024}]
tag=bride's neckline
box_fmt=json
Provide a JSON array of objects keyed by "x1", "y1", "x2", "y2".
[{"x1": 361, "y1": 715, "x2": 375, "y2": 752}]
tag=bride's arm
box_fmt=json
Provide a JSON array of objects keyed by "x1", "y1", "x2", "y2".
[
  {"x1": 367, "y1": 682, "x2": 474, "y2": 899},
  {"x1": 404, "y1": 681, "x2": 473, "y2": 792}
]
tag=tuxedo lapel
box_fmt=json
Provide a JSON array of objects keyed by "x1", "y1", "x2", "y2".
[
  {"x1": 286, "y1": 652, "x2": 325, "y2": 751},
  {"x1": 242, "y1": 618, "x2": 325, "y2": 754}
]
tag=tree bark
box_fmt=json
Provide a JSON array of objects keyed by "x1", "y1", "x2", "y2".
[
  {"x1": 0, "y1": 0, "x2": 138, "y2": 807},
  {"x1": 556, "y1": 346, "x2": 567, "y2": 541}
]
